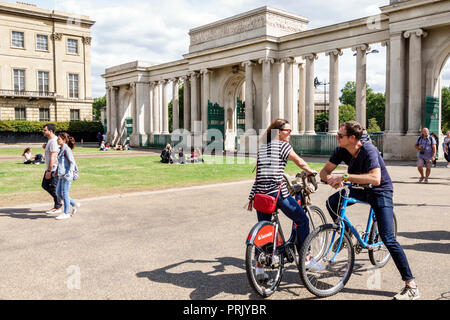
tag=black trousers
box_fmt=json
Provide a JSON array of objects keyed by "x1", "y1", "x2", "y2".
[{"x1": 41, "y1": 172, "x2": 62, "y2": 209}]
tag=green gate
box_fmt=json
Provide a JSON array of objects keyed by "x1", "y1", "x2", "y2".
[
  {"x1": 207, "y1": 101, "x2": 225, "y2": 150},
  {"x1": 236, "y1": 98, "x2": 245, "y2": 151},
  {"x1": 424, "y1": 96, "x2": 440, "y2": 157},
  {"x1": 125, "y1": 117, "x2": 133, "y2": 144}
]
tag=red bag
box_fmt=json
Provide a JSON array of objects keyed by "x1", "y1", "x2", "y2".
[{"x1": 252, "y1": 180, "x2": 283, "y2": 214}]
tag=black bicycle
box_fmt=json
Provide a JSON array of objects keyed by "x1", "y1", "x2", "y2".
[{"x1": 245, "y1": 172, "x2": 327, "y2": 298}]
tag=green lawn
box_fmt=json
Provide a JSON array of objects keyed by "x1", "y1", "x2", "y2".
[
  {"x1": 0, "y1": 146, "x2": 147, "y2": 157},
  {"x1": 0, "y1": 155, "x2": 326, "y2": 207}
]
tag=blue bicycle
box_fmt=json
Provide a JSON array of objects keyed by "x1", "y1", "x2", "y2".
[{"x1": 299, "y1": 182, "x2": 397, "y2": 297}]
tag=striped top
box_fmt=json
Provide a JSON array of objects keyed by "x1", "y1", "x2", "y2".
[{"x1": 249, "y1": 140, "x2": 293, "y2": 200}]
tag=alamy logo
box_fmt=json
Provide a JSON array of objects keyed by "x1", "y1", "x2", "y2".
[{"x1": 66, "y1": 265, "x2": 81, "y2": 290}]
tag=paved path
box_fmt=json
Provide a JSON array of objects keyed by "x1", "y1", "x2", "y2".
[{"x1": 0, "y1": 162, "x2": 449, "y2": 300}]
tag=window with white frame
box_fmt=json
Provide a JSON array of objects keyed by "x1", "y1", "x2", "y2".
[
  {"x1": 13, "y1": 69, "x2": 25, "y2": 92},
  {"x1": 15, "y1": 108, "x2": 26, "y2": 120},
  {"x1": 68, "y1": 74, "x2": 79, "y2": 98},
  {"x1": 67, "y1": 39, "x2": 78, "y2": 54},
  {"x1": 36, "y1": 34, "x2": 48, "y2": 51},
  {"x1": 38, "y1": 71, "x2": 49, "y2": 94},
  {"x1": 70, "y1": 109, "x2": 80, "y2": 121},
  {"x1": 12, "y1": 31, "x2": 24, "y2": 48}
]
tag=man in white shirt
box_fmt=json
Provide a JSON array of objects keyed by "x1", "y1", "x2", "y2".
[{"x1": 42, "y1": 124, "x2": 62, "y2": 214}]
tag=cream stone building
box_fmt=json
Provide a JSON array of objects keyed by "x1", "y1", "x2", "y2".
[
  {"x1": 0, "y1": 1, "x2": 95, "y2": 122},
  {"x1": 103, "y1": 0, "x2": 450, "y2": 160}
]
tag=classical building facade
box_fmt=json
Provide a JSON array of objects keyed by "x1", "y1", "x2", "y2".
[
  {"x1": 103, "y1": 1, "x2": 450, "y2": 160},
  {"x1": 0, "y1": 1, "x2": 95, "y2": 122}
]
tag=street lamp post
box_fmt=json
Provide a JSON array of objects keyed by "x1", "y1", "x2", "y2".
[{"x1": 314, "y1": 77, "x2": 329, "y2": 132}]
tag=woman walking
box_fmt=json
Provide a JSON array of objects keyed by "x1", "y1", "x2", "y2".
[
  {"x1": 55, "y1": 132, "x2": 80, "y2": 220},
  {"x1": 248, "y1": 119, "x2": 321, "y2": 280}
]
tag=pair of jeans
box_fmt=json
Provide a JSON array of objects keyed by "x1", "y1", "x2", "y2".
[
  {"x1": 325, "y1": 189, "x2": 414, "y2": 281},
  {"x1": 56, "y1": 177, "x2": 76, "y2": 214},
  {"x1": 42, "y1": 172, "x2": 62, "y2": 209},
  {"x1": 257, "y1": 193, "x2": 310, "y2": 254}
]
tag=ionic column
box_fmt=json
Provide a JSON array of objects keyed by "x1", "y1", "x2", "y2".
[
  {"x1": 352, "y1": 44, "x2": 370, "y2": 128},
  {"x1": 106, "y1": 86, "x2": 111, "y2": 137},
  {"x1": 152, "y1": 82, "x2": 160, "y2": 134},
  {"x1": 404, "y1": 29, "x2": 427, "y2": 135},
  {"x1": 303, "y1": 53, "x2": 318, "y2": 135},
  {"x1": 382, "y1": 41, "x2": 390, "y2": 133},
  {"x1": 201, "y1": 69, "x2": 211, "y2": 133},
  {"x1": 147, "y1": 82, "x2": 154, "y2": 134},
  {"x1": 325, "y1": 49, "x2": 343, "y2": 135},
  {"x1": 258, "y1": 57, "x2": 274, "y2": 129},
  {"x1": 272, "y1": 59, "x2": 285, "y2": 120},
  {"x1": 171, "y1": 78, "x2": 180, "y2": 131},
  {"x1": 389, "y1": 33, "x2": 406, "y2": 134},
  {"x1": 242, "y1": 61, "x2": 255, "y2": 131},
  {"x1": 298, "y1": 62, "x2": 306, "y2": 134},
  {"x1": 130, "y1": 82, "x2": 137, "y2": 135},
  {"x1": 161, "y1": 80, "x2": 169, "y2": 134},
  {"x1": 109, "y1": 86, "x2": 119, "y2": 142},
  {"x1": 190, "y1": 72, "x2": 200, "y2": 133},
  {"x1": 181, "y1": 76, "x2": 191, "y2": 131},
  {"x1": 281, "y1": 57, "x2": 294, "y2": 127}
]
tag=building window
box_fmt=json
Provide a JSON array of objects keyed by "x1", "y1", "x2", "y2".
[
  {"x1": 70, "y1": 109, "x2": 80, "y2": 121},
  {"x1": 39, "y1": 108, "x2": 50, "y2": 122},
  {"x1": 68, "y1": 74, "x2": 79, "y2": 98},
  {"x1": 12, "y1": 31, "x2": 24, "y2": 48},
  {"x1": 13, "y1": 69, "x2": 25, "y2": 92},
  {"x1": 15, "y1": 108, "x2": 26, "y2": 120},
  {"x1": 38, "y1": 71, "x2": 49, "y2": 95},
  {"x1": 36, "y1": 35, "x2": 48, "y2": 51},
  {"x1": 67, "y1": 39, "x2": 78, "y2": 54}
]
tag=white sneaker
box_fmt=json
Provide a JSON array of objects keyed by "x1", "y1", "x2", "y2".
[
  {"x1": 72, "y1": 202, "x2": 81, "y2": 216},
  {"x1": 46, "y1": 208, "x2": 62, "y2": 214},
  {"x1": 55, "y1": 213, "x2": 71, "y2": 220},
  {"x1": 305, "y1": 257, "x2": 326, "y2": 271}
]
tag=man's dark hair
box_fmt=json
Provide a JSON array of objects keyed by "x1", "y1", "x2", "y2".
[
  {"x1": 43, "y1": 123, "x2": 56, "y2": 134},
  {"x1": 341, "y1": 121, "x2": 364, "y2": 140}
]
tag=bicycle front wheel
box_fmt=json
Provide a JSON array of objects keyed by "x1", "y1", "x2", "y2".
[
  {"x1": 245, "y1": 242, "x2": 284, "y2": 298},
  {"x1": 299, "y1": 224, "x2": 355, "y2": 298},
  {"x1": 368, "y1": 213, "x2": 398, "y2": 267}
]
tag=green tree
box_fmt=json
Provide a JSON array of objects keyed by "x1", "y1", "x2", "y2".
[
  {"x1": 314, "y1": 104, "x2": 356, "y2": 132},
  {"x1": 367, "y1": 118, "x2": 381, "y2": 133},
  {"x1": 442, "y1": 86, "x2": 450, "y2": 134},
  {"x1": 339, "y1": 81, "x2": 386, "y2": 130},
  {"x1": 92, "y1": 95, "x2": 106, "y2": 121}
]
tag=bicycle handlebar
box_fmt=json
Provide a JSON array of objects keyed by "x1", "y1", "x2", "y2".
[{"x1": 343, "y1": 182, "x2": 373, "y2": 189}]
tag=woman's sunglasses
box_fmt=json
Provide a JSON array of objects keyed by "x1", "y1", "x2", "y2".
[{"x1": 280, "y1": 129, "x2": 292, "y2": 134}]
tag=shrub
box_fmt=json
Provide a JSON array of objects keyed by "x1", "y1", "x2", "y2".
[{"x1": 0, "y1": 120, "x2": 104, "y2": 134}]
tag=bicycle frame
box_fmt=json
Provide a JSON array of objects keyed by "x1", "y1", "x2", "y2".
[{"x1": 326, "y1": 188, "x2": 384, "y2": 263}]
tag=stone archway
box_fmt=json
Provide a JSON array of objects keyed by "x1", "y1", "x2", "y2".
[{"x1": 221, "y1": 72, "x2": 245, "y2": 151}]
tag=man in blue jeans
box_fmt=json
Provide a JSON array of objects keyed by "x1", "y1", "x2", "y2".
[{"x1": 319, "y1": 121, "x2": 419, "y2": 300}]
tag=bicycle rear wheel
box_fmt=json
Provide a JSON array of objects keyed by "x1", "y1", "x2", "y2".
[
  {"x1": 245, "y1": 242, "x2": 284, "y2": 298},
  {"x1": 299, "y1": 224, "x2": 355, "y2": 298},
  {"x1": 368, "y1": 213, "x2": 398, "y2": 267}
]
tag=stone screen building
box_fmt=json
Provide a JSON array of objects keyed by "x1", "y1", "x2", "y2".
[
  {"x1": 0, "y1": 1, "x2": 95, "y2": 122},
  {"x1": 103, "y1": 1, "x2": 450, "y2": 160}
]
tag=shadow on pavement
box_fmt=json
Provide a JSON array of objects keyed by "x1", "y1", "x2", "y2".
[
  {"x1": 398, "y1": 231, "x2": 450, "y2": 241},
  {"x1": 136, "y1": 257, "x2": 397, "y2": 299},
  {"x1": 394, "y1": 203, "x2": 450, "y2": 208},
  {"x1": 0, "y1": 208, "x2": 53, "y2": 220}
]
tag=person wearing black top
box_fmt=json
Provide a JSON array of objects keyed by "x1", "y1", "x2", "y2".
[{"x1": 319, "y1": 121, "x2": 419, "y2": 300}]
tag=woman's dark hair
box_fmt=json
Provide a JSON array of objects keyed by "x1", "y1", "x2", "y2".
[
  {"x1": 58, "y1": 132, "x2": 76, "y2": 150},
  {"x1": 341, "y1": 121, "x2": 364, "y2": 140},
  {"x1": 23, "y1": 147, "x2": 31, "y2": 156},
  {"x1": 263, "y1": 119, "x2": 289, "y2": 144}
]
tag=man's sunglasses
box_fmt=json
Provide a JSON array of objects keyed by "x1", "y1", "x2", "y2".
[{"x1": 337, "y1": 133, "x2": 348, "y2": 139}]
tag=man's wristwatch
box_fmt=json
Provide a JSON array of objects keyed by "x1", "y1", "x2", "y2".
[{"x1": 343, "y1": 173, "x2": 349, "y2": 182}]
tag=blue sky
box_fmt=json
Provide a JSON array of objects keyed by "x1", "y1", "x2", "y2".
[{"x1": 22, "y1": 0, "x2": 450, "y2": 97}]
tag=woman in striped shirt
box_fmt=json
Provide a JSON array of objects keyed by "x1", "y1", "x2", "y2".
[{"x1": 249, "y1": 119, "x2": 323, "y2": 276}]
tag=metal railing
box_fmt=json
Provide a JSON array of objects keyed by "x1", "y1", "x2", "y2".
[{"x1": 0, "y1": 89, "x2": 56, "y2": 98}]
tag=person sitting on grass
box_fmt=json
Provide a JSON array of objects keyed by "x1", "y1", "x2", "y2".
[
  {"x1": 160, "y1": 144, "x2": 172, "y2": 164},
  {"x1": 22, "y1": 147, "x2": 43, "y2": 165},
  {"x1": 100, "y1": 141, "x2": 106, "y2": 151},
  {"x1": 115, "y1": 144, "x2": 124, "y2": 151}
]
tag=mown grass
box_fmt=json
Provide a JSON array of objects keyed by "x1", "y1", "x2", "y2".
[
  {"x1": 0, "y1": 146, "x2": 146, "y2": 157},
  {"x1": 0, "y1": 155, "x2": 325, "y2": 207}
]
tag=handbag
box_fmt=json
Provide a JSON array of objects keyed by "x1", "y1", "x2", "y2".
[{"x1": 252, "y1": 179, "x2": 283, "y2": 214}]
